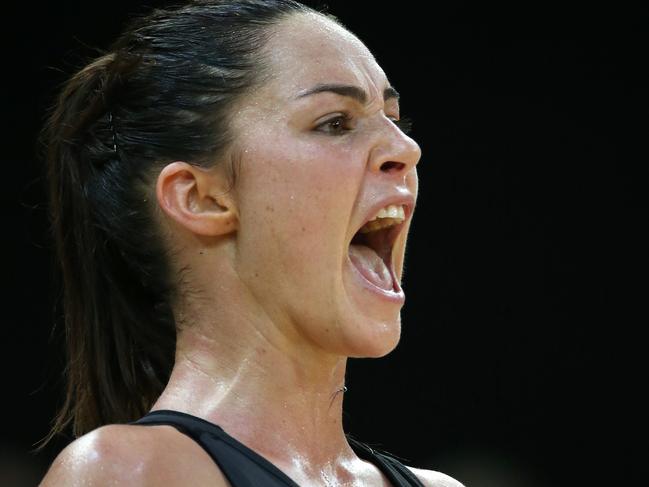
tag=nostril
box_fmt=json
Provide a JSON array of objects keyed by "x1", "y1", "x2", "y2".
[{"x1": 380, "y1": 161, "x2": 406, "y2": 173}]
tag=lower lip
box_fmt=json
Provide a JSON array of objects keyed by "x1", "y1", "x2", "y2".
[{"x1": 345, "y1": 254, "x2": 405, "y2": 305}]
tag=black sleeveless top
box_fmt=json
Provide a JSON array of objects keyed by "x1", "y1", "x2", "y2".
[{"x1": 134, "y1": 410, "x2": 424, "y2": 487}]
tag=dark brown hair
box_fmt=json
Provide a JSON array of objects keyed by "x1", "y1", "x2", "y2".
[{"x1": 39, "y1": 0, "x2": 330, "y2": 443}]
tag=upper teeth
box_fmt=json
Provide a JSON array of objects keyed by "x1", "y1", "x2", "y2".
[
  {"x1": 358, "y1": 204, "x2": 406, "y2": 234},
  {"x1": 370, "y1": 204, "x2": 405, "y2": 222}
]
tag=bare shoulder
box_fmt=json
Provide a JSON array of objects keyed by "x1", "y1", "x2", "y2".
[
  {"x1": 408, "y1": 466, "x2": 466, "y2": 487},
  {"x1": 40, "y1": 423, "x2": 230, "y2": 487}
]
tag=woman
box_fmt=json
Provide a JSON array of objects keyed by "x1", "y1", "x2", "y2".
[{"x1": 40, "y1": 1, "x2": 463, "y2": 485}]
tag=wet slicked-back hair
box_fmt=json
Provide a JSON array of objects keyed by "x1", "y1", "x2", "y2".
[{"x1": 39, "y1": 0, "x2": 334, "y2": 442}]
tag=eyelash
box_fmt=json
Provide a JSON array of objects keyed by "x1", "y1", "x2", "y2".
[{"x1": 316, "y1": 114, "x2": 414, "y2": 136}]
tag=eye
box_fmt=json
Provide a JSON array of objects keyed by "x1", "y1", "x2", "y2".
[
  {"x1": 315, "y1": 114, "x2": 354, "y2": 136},
  {"x1": 390, "y1": 116, "x2": 413, "y2": 135}
]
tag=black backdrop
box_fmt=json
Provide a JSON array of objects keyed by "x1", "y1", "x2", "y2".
[{"x1": 3, "y1": 1, "x2": 646, "y2": 486}]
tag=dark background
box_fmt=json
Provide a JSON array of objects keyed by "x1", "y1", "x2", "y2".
[{"x1": 3, "y1": 1, "x2": 646, "y2": 486}]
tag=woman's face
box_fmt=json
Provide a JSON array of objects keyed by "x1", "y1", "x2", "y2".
[{"x1": 229, "y1": 13, "x2": 421, "y2": 358}]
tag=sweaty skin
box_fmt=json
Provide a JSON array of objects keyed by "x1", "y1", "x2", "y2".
[{"x1": 41, "y1": 12, "x2": 463, "y2": 487}]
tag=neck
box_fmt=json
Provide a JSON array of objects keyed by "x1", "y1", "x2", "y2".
[{"x1": 153, "y1": 313, "x2": 354, "y2": 471}]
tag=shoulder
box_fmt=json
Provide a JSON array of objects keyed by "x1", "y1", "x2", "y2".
[
  {"x1": 40, "y1": 423, "x2": 230, "y2": 487},
  {"x1": 407, "y1": 466, "x2": 466, "y2": 487}
]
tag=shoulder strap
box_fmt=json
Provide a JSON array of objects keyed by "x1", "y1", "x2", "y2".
[
  {"x1": 135, "y1": 410, "x2": 424, "y2": 487},
  {"x1": 133, "y1": 410, "x2": 300, "y2": 487}
]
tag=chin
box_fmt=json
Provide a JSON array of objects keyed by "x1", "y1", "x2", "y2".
[{"x1": 344, "y1": 313, "x2": 403, "y2": 359}]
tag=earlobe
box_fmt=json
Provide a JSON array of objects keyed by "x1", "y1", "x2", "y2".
[{"x1": 156, "y1": 161, "x2": 238, "y2": 237}]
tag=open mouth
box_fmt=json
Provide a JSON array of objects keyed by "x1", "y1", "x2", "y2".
[{"x1": 348, "y1": 210, "x2": 406, "y2": 293}]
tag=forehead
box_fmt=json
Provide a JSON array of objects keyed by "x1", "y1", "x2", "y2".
[{"x1": 261, "y1": 13, "x2": 391, "y2": 102}]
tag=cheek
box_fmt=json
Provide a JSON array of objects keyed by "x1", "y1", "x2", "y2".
[{"x1": 235, "y1": 137, "x2": 365, "y2": 275}]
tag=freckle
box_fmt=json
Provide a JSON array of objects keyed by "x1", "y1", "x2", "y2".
[
  {"x1": 266, "y1": 205, "x2": 274, "y2": 212},
  {"x1": 301, "y1": 226, "x2": 306, "y2": 232},
  {"x1": 325, "y1": 328, "x2": 330, "y2": 333},
  {"x1": 254, "y1": 272, "x2": 259, "y2": 278}
]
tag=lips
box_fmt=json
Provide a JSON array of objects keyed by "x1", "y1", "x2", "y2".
[{"x1": 346, "y1": 197, "x2": 414, "y2": 296}]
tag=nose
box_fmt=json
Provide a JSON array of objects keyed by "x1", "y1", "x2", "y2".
[{"x1": 368, "y1": 116, "x2": 422, "y2": 176}]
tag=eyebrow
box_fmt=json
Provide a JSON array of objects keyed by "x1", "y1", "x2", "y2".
[{"x1": 295, "y1": 83, "x2": 400, "y2": 105}]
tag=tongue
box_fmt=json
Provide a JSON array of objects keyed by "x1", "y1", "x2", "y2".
[{"x1": 348, "y1": 244, "x2": 393, "y2": 291}]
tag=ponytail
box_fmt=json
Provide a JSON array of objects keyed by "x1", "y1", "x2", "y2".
[
  {"x1": 39, "y1": 0, "x2": 320, "y2": 443},
  {"x1": 41, "y1": 53, "x2": 176, "y2": 441}
]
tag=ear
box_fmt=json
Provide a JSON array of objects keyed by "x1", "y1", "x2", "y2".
[{"x1": 155, "y1": 161, "x2": 238, "y2": 237}]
